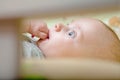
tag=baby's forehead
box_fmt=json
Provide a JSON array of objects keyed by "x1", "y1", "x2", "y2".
[
  {"x1": 69, "y1": 18, "x2": 104, "y2": 27},
  {"x1": 72, "y1": 18, "x2": 100, "y2": 24},
  {"x1": 68, "y1": 18, "x2": 110, "y2": 35}
]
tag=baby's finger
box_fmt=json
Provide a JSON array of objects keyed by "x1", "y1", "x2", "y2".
[
  {"x1": 37, "y1": 32, "x2": 48, "y2": 39},
  {"x1": 39, "y1": 22, "x2": 49, "y2": 34}
]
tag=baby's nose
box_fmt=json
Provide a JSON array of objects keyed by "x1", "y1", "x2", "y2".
[{"x1": 54, "y1": 23, "x2": 65, "y2": 32}]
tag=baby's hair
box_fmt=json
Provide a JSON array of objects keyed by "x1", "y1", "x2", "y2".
[{"x1": 100, "y1": 20, "x2": 120, "y2": 62}]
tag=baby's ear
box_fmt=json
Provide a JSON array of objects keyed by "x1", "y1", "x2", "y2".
[{"x1": 109, "y1": 16, "x2": 120, "y2": 27}]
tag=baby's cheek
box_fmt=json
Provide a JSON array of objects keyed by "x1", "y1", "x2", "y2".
[{"x1": 64, "y1": 38, "x2": 74, "y2": 44}]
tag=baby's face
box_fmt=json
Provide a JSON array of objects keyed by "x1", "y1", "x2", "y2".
[{"x1": 37, "y1": 18, "x2": 111, "y2": 59}]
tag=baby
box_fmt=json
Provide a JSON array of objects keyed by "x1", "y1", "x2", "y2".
[{"x1": 22, "y1": 18, "x2": 120, "y2": 62}]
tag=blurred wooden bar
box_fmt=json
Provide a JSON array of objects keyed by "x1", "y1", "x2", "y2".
[
  {"x1": 0, "y1": 18, "x2": 20, "y2": 79},
  {"x1": 21, "y1": 59, "x2": 120, "y2": 79},
  {"x1": 0, "y1": 0, "x2": 120, "y2": 79}
]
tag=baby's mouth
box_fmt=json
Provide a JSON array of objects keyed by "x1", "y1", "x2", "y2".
[
  {"x1": 47, "y1": 34, "x2": 49, "y2": 39},
  {"x1": 47, "y1": 36, "x2": 49, "y2": 39},
  {"x1": 47, "y1": 31, "x2": 50, "y2": 39}
]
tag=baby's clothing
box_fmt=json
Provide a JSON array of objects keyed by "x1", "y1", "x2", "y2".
[{"x1": 22, "y1": 34, "x2": 44, "y2": 59}]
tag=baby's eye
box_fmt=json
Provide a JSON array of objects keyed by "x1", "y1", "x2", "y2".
[{"x1": 67, "y1": 30, "x2": 76, "y2": 38}]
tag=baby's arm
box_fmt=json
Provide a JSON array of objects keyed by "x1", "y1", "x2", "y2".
[{"x1": 23, "y1": 20, "x2": 49, "y2": 40}]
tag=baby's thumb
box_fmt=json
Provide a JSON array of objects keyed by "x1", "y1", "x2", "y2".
[{"x1": 38, "y1": 32, "x2": 48, "y2": 39}]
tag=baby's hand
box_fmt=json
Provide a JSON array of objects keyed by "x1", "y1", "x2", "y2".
[{"x1": 28, "y1": 20, "x2": 49, "y2": 39}]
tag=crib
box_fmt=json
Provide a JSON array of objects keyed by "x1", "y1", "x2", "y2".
[{"x1": 0, "y1": 0, "x2": 120, "y2": 79}]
